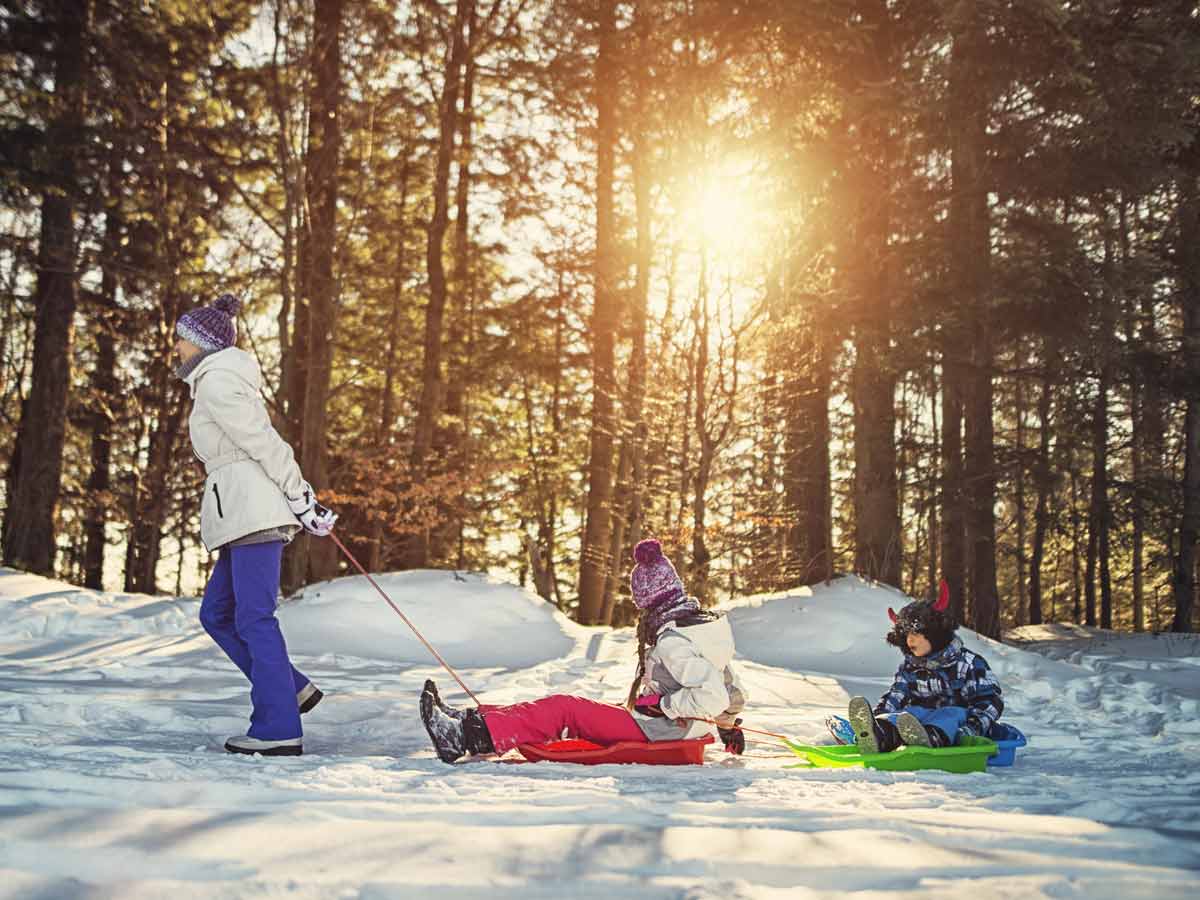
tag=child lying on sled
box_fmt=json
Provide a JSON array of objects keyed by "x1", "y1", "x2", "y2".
[
  {"x1": 847, "y1": 584, "x2": 1004, "y2": 753},
  {"x1": 420, "y1": 539, "x2": 748, "y2": 762}
]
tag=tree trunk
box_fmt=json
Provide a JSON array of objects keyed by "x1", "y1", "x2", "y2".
[
  {"x1": 1028, "y1": 335, "x2": 1056, "y2": 626},
  {"x1": 848, "y1": 0, "x2": 901, "y2": 589},
  {"x1": 941, "y1": 338, "x2": 967, "y2": 623},
  {"x1": 405, "y1": 0, "x2": 472, "y2": 569},
  {"x1": 1123, "y1": 202, "x2": 1147, "y2": 632},
  {"x1": 2, "y1": 0, "x2": 90, "y2": 575},
  {"x1": 784, "y1": 316, "x2": 832, "y2": 585},
  {"x1": 1014, "y1": 363, "x2": 1027, "y2": 627},
  {"x1": 927, "y1": 364, "x2": 940, "y2": 591},
  {"x1": 1089, "y1": 228, "x2": 1116, "y2": 628},
  {"x1": 950, "y1": 7, "x2": 999, "y2": 638},
  {"x1": 83, "y1": 151, "x2": 123, "y2": 590},
  {"x1": 691, "y1": 258, "x2": 713, "y2": 601},
  {"x1": 576, "y1": 0, "x2": 620, "y2": 625},
  {"x1": 438, "y1": 3, "x2": 479, "y2": 566},
  {"x1": 368, "y1": 159, "x2": 411, "y2": 573},
  {"x1": 1173, "y1": 174, "x2": 1200, "y2": 633},
  {"x1": 601, "y1": 3, "x2": 652, "y2": 623},
  {"x1": 296, "y1": 0, "x2": 343, "y2": 584}
]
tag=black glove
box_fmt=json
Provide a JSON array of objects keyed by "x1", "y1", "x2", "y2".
[{"x1": 717, "y1": 718, "x2": 745, "y2": 755}]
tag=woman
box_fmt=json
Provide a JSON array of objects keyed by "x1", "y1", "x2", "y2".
[
  {"x1": 419, "y1": 539, "x2": 748, "y2": 762},
  {"x1": 175, "y1": 292, "x2": 338, "y2": 756}
]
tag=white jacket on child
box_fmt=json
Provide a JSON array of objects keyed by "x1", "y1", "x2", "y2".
[
  {"x1": 184, "y1": 348, "x2": 306, "y2": 552},
  {"x1": 639, "y1": 614, "x2": 747, "y2": 742}
]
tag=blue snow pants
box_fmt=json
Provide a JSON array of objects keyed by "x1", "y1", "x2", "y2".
[
  {"x1": 199, "y1": 541, "x2": 308, "y2": 741},
  {"x1": 881, "y1": 706, "x2": 969, "y2": 743}
]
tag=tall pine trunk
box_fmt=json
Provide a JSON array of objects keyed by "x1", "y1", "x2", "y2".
[
  {"x1": 600, "y1": 6, "x2": 652, "y2": 623},
  {"x1": 286, "y1": 0, "x2": 348, "y2": 592},
  {"x1": 126, "y1": 75, "x2": 187, "y2": 594},
  {"x1": 1028, "y1": 334, "x2": 1056, "y2": 626},
  {"x1": 1173, "y1": 173, "x2": 1200, "y2": 633},
  {"x1": 784, "y1": 315, "x2": 832, "y2": 586},
  {"x1": 576, "y1": 0, "x2": 620, "y2": 624},
  {"x1": 3, "y1": 0, "x2": 90, "y2": 574},
  {"x1": 296, "y1": 0, "x2": 342, "y2": 584},
  {"x1": 941, "y1": 338, "x2": 967, "y2": 623},
  {"x1": 369, "y1": 159, "x2": 411, "y2": 573},
  {"x1": 438, "y1": 4, "x2": 479, "y2": 567},
  {"x1": 1088, "y1": 228, "x2": 1115, "y2": 628},
  {"x1": 850, "y1": 0, "x2": 901, "y2": 589},
  {"x1": 405, "y1": 0, "x2": 471, "y2": 569},
  {"x1": 950, "y1": 5, "x2": 999, "y2": 638},
  {"x1": 83, "y1": 150, "x2": 123, "y2": 589}
]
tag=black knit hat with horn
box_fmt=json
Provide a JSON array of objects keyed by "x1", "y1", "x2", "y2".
[{"x1": 886, "y1": 580, "x2": 957, "y2": 654}]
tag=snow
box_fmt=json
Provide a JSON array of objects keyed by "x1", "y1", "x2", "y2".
[{"x1": 2, "y1": 566, "x2": 1199, "y2": 898}]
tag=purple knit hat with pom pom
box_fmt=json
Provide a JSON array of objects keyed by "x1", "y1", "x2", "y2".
[
  {"x1": 176, "y1": 293, "x2": 240, "y2": 352},
  {"x1": 630, "y1": 539, "x2": 685, "y2": 609}
]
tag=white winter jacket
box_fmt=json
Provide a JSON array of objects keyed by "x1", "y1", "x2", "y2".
[
  {"x1": 638, "y1": 614, "x2": 748, "y2": 742},
  {"x1": 183, "y1": 348, "x2": 306, "y2": 552}
]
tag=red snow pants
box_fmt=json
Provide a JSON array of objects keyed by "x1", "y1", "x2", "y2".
[{"x1": 480, "y1": 695, "x2": 649, "y2": 753}]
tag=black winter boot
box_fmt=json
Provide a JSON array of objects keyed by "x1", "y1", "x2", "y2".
[
  {"x1": 420, "y1": 680, "x2": 495, "y2": 763},
  {"x1": 848, "y1": 696, "x2": 899, "y2": 754},
  {"x1": 462, "y1": 707, "x2": 495, "y2": 756},
  {"x1": 425, "y1": 679, "x2": 465, "y2": 721},
  {"x1": 895, "y1": 712, "x2": 933, "y2": 748},
  {"x1": 926, "y1": 725, "x2": 952, "y2": 748}
]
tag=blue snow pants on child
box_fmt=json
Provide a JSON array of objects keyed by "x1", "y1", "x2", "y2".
[
  {"x1": 881, "y1": 706, "x2": 969, "y2": 743},
  {"x1": 199, "y1": 541, "x2": 308, "y2": 741}
]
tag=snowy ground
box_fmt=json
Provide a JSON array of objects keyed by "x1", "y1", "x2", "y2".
[{"x1": 2, "y1": 567, "x2": 1199, "y2": 899}]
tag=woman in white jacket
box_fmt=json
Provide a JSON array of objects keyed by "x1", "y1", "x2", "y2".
[
  {"x1": 418, "y1": 539, "x2": 747, "y2": 762},
  {"x1": 174, "y1": 293, "x2": 337, "y2": 757}
]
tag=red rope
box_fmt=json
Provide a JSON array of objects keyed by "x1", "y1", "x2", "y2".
[
  {"x1": 683, "y1": 717, "x2": 793, "y2": 745},
  {"x1": 328, "y1": 531, "x2": 481, "y2": 705}
]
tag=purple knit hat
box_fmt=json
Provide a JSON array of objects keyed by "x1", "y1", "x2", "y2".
[
  {"x1": 630, "y1": 539, "x2": 685, "y2": 609},
  {"x1": 176, "y1": 293, "x2": 240, "y2": 352}
]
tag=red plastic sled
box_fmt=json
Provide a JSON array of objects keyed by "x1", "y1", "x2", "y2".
[{"x1": 515, "y1": 735, "x2": 714, "y2": 766}]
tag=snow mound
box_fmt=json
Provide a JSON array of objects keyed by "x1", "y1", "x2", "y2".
[
  {"x1": 0, "y1": 567, "x2": 196, "y2": 640},
  {"x1": 280, "y1": 569, "x2": 583, "y2": 668},
  {"x1": 723, "y1": 575, "x2": 1088, "y2": 686}
]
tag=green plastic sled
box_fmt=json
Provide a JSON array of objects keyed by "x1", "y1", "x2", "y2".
[{"x1": 785, "y1": 735, "x2": 998, "y2": 774}]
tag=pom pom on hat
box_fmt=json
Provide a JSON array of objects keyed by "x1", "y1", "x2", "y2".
[
  {"x1": 212, "y1": 292, "x2": 241, "y2": 317},
  {"x1": 630, "y1": 538, "x2": 684, "y2": 609},
  {"x1": 633, "y1": 539, "x2": 663, "y2": 565}
]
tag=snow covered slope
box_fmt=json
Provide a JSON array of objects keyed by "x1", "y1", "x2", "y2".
[{"x1": 1, "y1": 566, "x2": 1198, "y2": 899}]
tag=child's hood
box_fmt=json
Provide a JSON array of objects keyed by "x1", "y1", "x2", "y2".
[
  {"x1": 184, "y1": 347, "x2": 261, "y2": 397},
  {"x1": 657, "y1": 614, "x2": 736, "y2": 670}
]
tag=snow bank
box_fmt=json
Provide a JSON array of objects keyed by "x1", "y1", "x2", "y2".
[
  {"x1": 723, "y1": 574, "x2": 1085, "y2": 685},
  {"x1": 0, "y1": 567, "x2": 195, "y2": 640},
  {"x1": 280, "y1": 569, "x2": 583, "y2": 669}
]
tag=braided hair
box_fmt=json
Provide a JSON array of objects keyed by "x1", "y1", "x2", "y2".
[{"x1": 625, "y1": 615, "x2": 656, "y2": 709}]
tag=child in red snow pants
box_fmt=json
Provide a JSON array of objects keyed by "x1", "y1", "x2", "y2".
[{"x1": 479, "y1": 695, "x2": 649, "y2": 753}]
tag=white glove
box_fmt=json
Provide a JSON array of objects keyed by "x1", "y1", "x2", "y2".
[{"x1": 287, "y1": 481, "x2": 338, "y2": 537}]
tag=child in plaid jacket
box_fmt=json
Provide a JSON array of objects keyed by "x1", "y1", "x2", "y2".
[{"x1": 847, "y1": 583, "x2": 1004, "y2": 753}]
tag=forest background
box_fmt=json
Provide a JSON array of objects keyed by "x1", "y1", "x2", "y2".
[{"x1": 2, "y1": 0, "x2": 1199, "y2": 637}]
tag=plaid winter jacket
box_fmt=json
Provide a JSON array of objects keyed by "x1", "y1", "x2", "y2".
[{"x1": 874, "y1": 637, "x2": 1004, "y2": 735}]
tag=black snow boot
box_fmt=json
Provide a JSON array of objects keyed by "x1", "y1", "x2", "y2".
[
  {"x1": 847, "y1": 696, "x2": 899, "y2": 754},
  {"x1": 420, "y1": 679, "x2": 495, "y2": 763},
  {"x1": 895, "y1": 712, "x2": 933, "y2": 748},
  {"x1": 425, "y1": 678, "x2": 464, "y2": 720}
]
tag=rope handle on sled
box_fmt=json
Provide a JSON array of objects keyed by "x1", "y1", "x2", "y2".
[
  {"x1": 684, "y1": 716, "x2": 794, "y2": 746},
  {"x1": 329, "y1": 531, "x2": 482, "y2": 705}
]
